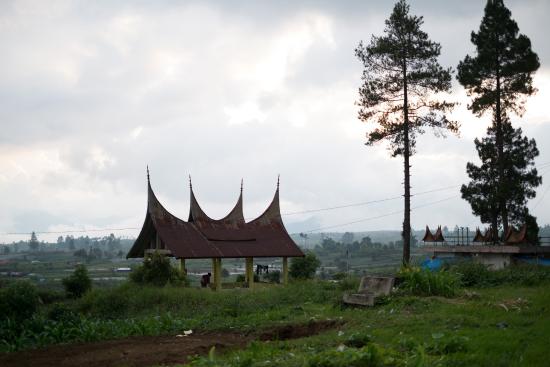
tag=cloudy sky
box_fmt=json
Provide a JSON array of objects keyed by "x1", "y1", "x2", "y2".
[{"x1": 1, "y1": 0, "x2": 550, "y2": 243}]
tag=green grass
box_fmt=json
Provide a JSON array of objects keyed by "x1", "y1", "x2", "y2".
[
  {"x1": 2, "y1": 265, "x2": 550, "y2": 366},
  {"x1": 183, "y1": 277, "x2": 550, "y2": 366}
]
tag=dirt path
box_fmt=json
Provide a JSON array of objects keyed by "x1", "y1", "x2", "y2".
[{"x1": 0, "y1": 320, "x2": 340, "y2": 367}]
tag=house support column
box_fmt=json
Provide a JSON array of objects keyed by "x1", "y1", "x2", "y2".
[
  {"x1": 245, "y1": 257, "x2": 254, "y2": 289},
  {"x1": 282, "y1": 257, "x2": 288, "y2": 285},
  {"x1": 212, "y1": 258, "x2": 222, "y2": 291}
]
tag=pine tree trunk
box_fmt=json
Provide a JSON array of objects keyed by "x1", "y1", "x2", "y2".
[
  {"x1": 495, "y1": 68, "x2": 509, "y2": 237},
  {"x1": 402, "y1": 61, "x2": 411, "y2": 265}
]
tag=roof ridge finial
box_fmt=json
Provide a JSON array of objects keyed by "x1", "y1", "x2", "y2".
[
  {"x1": 189, "y1": 174, "x2": 192, "y2": 189},
  {"x1": 241, "y1": 178, "x2": 243, "y2": 193},
  {"x1": 147, "y1": 165, "x2": 150, "y2": 183},
  {"x1": 277, "y1": 174, "x2": 280, "y2": 189}
]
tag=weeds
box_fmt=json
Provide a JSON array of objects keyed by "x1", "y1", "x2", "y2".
[{"x1": 398, "y1": 267, "x2": 460, "y2": 297}]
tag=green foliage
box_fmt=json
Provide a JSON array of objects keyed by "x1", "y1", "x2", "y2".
[
  {"x1": 461, "y1": 118, "x2": 541, "y2": 231},
  {"x1": 398, "y1": 267, "x2": 460, "y2": 297},
  {"x1": 62, "y1": 265, "x2": 92, "y2": 299},
  {"x1": 235, "y1": 274, "x2": 245, "y2": 283},
  {"x1": 290, "y1": 252, "x2": 321, "y2": 280},
  {"x1": 0, "y1": 281, "x2": 40, "y2": 323},
  {"x1": 457, "y1": 0, "x2": 539, "y2": 117},
  {"x1": 129, "y1": 251, "x2": 187, "y2": 286},
  {"x1": 37, "y1": 289, "x2": 65, "y2": 305},
  {"x1": 453, "y1": 262, "x2": 493, "y2": 287},
  {"x1": 452, "y1": 263, "x2": 550, "y2": 288},
  {"x1": 264, "y1": 270, "x2": 281, "y2": 284},
  {"x1": 355, "y1": 0, "x2": 457, "y2": 265},
  {"x1": 344, "y1": 331, "x2": 372, "y2": 348},
  {"x1": 46, "y1": 302, "x2": 78, "y2": 323},
  {"x1": 307, "y1": 344, "x2": 384, "y2": 367},
  {"x1": 457, "y1": 0, "x2": 540, "y2": 231},
  {"x1": 0, "y1": 312, "x2": 190, "y2": 353}
]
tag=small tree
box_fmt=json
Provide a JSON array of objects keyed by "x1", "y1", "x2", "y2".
[
  {"x1": 457, "y1": 0, "x2": 540, "y2": 232},
  {"x1": 462, "y1": 117, "x2": 541, "y2": 238},
  {"x1": 28, "y1": 231, "x2": 39, "y2": 251},
  {"x1": 290, "y1": 252, "x2": 321, "y2": 280},
  {"x1": 356, "y1": 0, "x2": 457, "y2": 264},
  {"x1": 0, "y1": 281, "x2": 40, "y2": 323},
  {"x1": 62, "y1": 265, "x2": 92, "y2": 299},
  {"x1": 130, "y1": 251, "x2": 187, "y2": 286}
]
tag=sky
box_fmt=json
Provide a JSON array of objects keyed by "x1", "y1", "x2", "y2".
[{"x1": 1, "y1": 0, "x2": 550, "y2": 243}]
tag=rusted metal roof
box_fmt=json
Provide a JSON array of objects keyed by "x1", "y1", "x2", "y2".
[
  {"x1": 473, "y1": 227, "x2": 495, "y2": 243},
  {"x1": 127, "y1": 176, "x2": 304, "y2": 259},
  {"x1": 504, "y1": 225, "x2": 528, "y2": 245},
  {"x1": 422, "y1": 225, "x2": 445, "y2": 242}
]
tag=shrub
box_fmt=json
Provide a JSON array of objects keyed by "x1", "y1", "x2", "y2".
[
  {"x1": 62, "y1": 265, "x2": 92, "y2": 298},
  {"x1": 38, "y1": 289, "x2": 65, "y2": 304},
  {"x1": 290, "y1": 252, "x2": 321, "y2": 280},
  {"x1": 235, "y1": 274, "x2": 245, "y2": 283},
  {"x1": 264, "y1": 270, "x2": 281, "y2": 284},
  {"x1": 452, "y1": 261, "x2": 493, "y2": 287},
  {"x1": 0, "y1": 281, "x2": 40, "y2": 323},
  {"x1": 397, "y1": 267, "x2": 460, "y2": 297},
  {"x1": 129, "y1": 251, "x2": 187, "y2": 286},
  {"x1": 47, "y1": 302, "x2": 78, "y2": 323}
]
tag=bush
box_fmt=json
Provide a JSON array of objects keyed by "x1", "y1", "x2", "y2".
[
  {"x1": 0, "y1": 281, "x2": 40, "y2": 323},
  {"x1": 397, "y1": 267, "x2": 460, "y2": 297},
  {"x1": 290, "y1": 252, "x2": 321, "y2": 280},
  {"x1": 47, "y1": 302, "x2": 78, "y2": 323},
  {"x1": 38, "y1": 289, "x2": 65, "y2": 304},
  {"x1": 264, "y1": 270, "x2": 281, "y2": 284},
  {"x1": 62, "y1": 265, "x2": 92, "y2": 298},
  {"x1": 129, "y1": 251, "x2": 187, "y2": 287},
  {"x1": 450, "y1": 262, "x2": 550, "y2": 288},
  {"x1": 452, "y1": 262, "x2": 493, "y2": 287}
]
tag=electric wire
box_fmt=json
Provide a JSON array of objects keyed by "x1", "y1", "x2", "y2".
[
  {"x1": 0, "y1": 184, "x2": 461, "y2": 236},
  {"x1": 304, "y1": 195, "x2": 459, "y2": 233}
]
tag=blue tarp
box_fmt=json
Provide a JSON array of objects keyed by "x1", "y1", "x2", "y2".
[
  {"x1": 516, "y1": 256, "x2": 550, "y2": 266},
  {"x1": 421, "y1": 258, "x2": 443, "y2": 271}
]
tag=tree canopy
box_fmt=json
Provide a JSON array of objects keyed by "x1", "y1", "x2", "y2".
[
  {"x1": 457, "y1": 0, "x2": 540, "y2": 233},
  {"x1": 355, "y1": 0, "x2": 457, "y2": 264}
]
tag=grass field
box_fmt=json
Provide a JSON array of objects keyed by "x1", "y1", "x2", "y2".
[{"x1": 1, "y1": 262, "x2": 550, "y2": 366}]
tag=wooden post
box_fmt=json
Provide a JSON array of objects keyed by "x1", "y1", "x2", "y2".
[
  {"x1": 246, "y1": 257, "x2": 254, "y2": 289},
  {"x1": 211, "y1": 258, "x2": 218, "y2": 291},
  {"x1": 282, "y1": 257, "x2": 288, "y2": 285},
  {"x1": 212, "y1": 258, "x2": 221, "y2": 291},
  {"x1": 179, "y1": 258, "x2": 186, "y2": 275}
]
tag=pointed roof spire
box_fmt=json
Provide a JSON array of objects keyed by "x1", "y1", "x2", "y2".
[
  {"x1": 146, "y1": 165, "x2": 150, "y2": 183},
  {"x1": 189, "y1": 174, "x2": 192, "y2": 189},
  {"x1": 277, "y1": 174, "x2": 280, "y2": 189},
  {"x1": 241, "y1": 178, "x2": 244, "y2": 193}
]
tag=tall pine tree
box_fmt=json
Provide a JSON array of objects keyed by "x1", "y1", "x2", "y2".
[
  {"x1": 457, "y1": 0, "x2": 539, "y2": 233},
  {"x1": 355, "y1": 0, "x2": 457, "y2": 264},
  {"x1": 461, "y1": 115, "x2": 541, "y2": 240}
]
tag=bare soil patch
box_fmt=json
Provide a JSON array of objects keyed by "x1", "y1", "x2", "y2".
[{"x1": 0, "y1": 320, "x2": 341, "y2": 367}]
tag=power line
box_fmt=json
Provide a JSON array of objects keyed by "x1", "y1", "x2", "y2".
[
  {"x1": 2, "y1": 184, "x2": 461, "y2": 236},
  {"x1": 4, "y1": 227, "x2": 139, "y2": 236},
  {"x1": 304, "y1": 195, "x2": 459, "y2": 233},
  {"x1": 281, "y1": 184, "x2": 459, "y2": 216}
]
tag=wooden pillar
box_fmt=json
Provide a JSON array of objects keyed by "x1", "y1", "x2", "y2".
[
  {"x1": 245, "y1": 257, "x2": 254, "y2": 289},
  {"x1": 179, "y1": 258, "x2": 186, "y2": 275},
  {"x1": 212, "y1": 258, "x2": 221, "y2": 291},
  {"x1": 282, "y1": 257, "x2": 288, "y2": 285}
]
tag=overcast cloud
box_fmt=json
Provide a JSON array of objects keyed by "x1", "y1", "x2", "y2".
[{"x1": 1, "y1": 0, "x2": 549, "y2": 243}]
